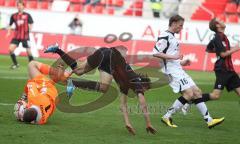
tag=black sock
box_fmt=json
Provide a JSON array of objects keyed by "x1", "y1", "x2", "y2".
[
  {"x1": 72, "y1": 79, "x2": 101, "y2": 92},
  {"x1": 192, "y1": 98, "x2": 203, "y2": 104},
  {"x1": 178, "y1": 96, "x2": 188, "y2": 105},
  {"x1": 28, "y1": 55, "x2": 34, "y2": 62},
  {"x1": 10, "y1": 53, "x2": 18, "y2": 65},
  {"x1": 56, "y1": 49, "x2": 77, "y2": 70},
  {"x1": 202, "y1": 93, "x2": 211, "y2": 102}
]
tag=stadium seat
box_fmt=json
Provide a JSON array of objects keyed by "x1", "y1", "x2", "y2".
[
  {"x1": 123, "y1": 9, "x2": 133, "y2": 16},
  {"x1": 216, "y1": 14, "x2": 226, "y2": 22},
  {"x1": 0, "y1": 0, "x2": 5, "y2": 6},
  {"x1": 115, "y1": 0, "x2": 124, "y2": 7},
  {"x1": 26, "y1": 1, "x2": 38, "y2": 9},
  {"x1": 71, "y1": 3, "x2": 83, "y2": 12},
  {"x1": 226, "y1": 14, "x2": 239, "y2": 23},
  {"x1": 237, "y1": 5, "x2": 240, "y2": 14},
  {"x1": 85, "y1": 5, "x2": 93, "y2": 13},
  {"x1": 107, "y1": 7, "x2": 114, "y2": 15},
  {"x1": 5, "y1": 0, "x2": 16, "y2": 7},
  {"x1": 79, "y1": 0, "x2": 86, "y2": 4},
  {"x1": 69, "y1": 0, "x2": 81, "y2": 3},
  {"x1": 106, "y1": 0, "x2": 113, "y2": 6},
  {"x1": 40, "y1": 1, "x2": 49, "y2": 10},
  {"x1": 95, "y1": 5, "x2": 104, "y2": 14},
  {"x1": 225, "y1": 3, "x2": 237, "y2": 14}
]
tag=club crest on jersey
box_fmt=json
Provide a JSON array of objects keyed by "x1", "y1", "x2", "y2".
[
  {"x1": 218, "y1": 84, "x2": 222, "y2": 89},
  {"x1": 22, "y1": 15, "x2": 27, "y2": 19}
]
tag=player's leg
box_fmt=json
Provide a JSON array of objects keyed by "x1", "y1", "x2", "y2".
[
  {"x1": 192, "y1": 86, "x2": 224, "y2": 128},
  {"x1": 27, "y1": 61, "x2": 42, "y2": 79},
  {"x1": 137, "y1": 93, "x2": 157, "y2": 134},
  {"x1": 192, "y1": 86, "x2": 213, "y2": 123},
  {"x1": 44, "y1": 44, "x2": 78, "y2": 70},
  {"x1": 22, "y1": 40, "x2": 34, "y2": 62},
  {"x1": 67, "y1": 70, "x2": 113, "y2": 97},
  {"x1": 235, "y1": 87, "x2": 240, "y2": 96},
  {"x1": 9, "y1": 39, "x2": 19, "y2": 69},
  {"x1": 162, "y1": 73, "x2": 192, "y2": 127},
  {"x1": 120, "y1": 94, "x2": 136, "y2": 135}
]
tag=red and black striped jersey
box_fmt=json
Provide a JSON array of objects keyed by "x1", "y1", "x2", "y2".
[
  {"x1": 212, "y1": 32, "x2": 234, "y2": 72},
  {"x1": 9, "y1": 12, "x2": 33, "y2": 40}
]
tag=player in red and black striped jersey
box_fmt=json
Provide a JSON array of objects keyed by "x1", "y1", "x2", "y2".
[
  {"x1": 204, "y1": 18, "x2": 240, "y2": 101},
  {"x1": 44, "y1": 44, "x2": 157, "y2": 135},
  {"x1": 6, "y1": 1, "x2": 34, "y2": 69}
]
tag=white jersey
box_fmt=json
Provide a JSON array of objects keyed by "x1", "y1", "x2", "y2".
[
  {"x1": 153, "y1": 31, "x2": 196, "y2": 93},
  {"x1": 153, "y1": 31, "x2": 182, "y2": 74}
]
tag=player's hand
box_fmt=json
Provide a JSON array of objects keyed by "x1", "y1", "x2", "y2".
[
  {"x1": 173, "y1": 54, "x2": 183, "y2": 60},
  {"x1": 146, "y1": 126, "x2": 157, "y2": 134},
  {"x1": 125, "y1": 125, "x2": 136, "y2": 135},
  {"x1": 181, "y1": 59, "x2": 191, "y2": 66}
]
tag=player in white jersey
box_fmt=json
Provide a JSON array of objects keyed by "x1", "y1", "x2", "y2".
[{"x1": 153, "y1": 15, "x2": 224, "y2": 129}]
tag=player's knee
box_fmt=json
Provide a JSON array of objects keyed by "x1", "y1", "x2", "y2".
[
  {"x1": 28, "y1": 60, "x2": 36, "y2": 68},
  {"x1": 99, "y1": 84, "x2": 109, "y2": 93},
  {"x1": 193, "y1": 89, "x2": 202, "y2": 99},
  {"x1": 183, "y1": 90, "x2": 194, "y2": 99},
  {"x1": 211, "y1": 92, "x2": 220, "y2": 100}
]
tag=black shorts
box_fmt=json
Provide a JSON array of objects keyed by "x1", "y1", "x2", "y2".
[
  {"x1": 87, "y1": 47, "x2": 113, "y2": 74},
  {"x1": 10, "y1": 39, "x2": 30, "y2": 48},
  {"x1": 214, "y1": 70, "x2": 240, "y2": 91}
]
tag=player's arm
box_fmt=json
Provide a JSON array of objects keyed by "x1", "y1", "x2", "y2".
[
  {"x1": 214, "y1": 35, "x2": 240, "y2": 57},
  {"x1": 154, "y1": 52, "x2": 183, "y2": 60},
  {"x1": 152, "y1": 37, "x2": 182, "y2": 60},
  {"x1": 120, "y1": 93, "x2": 136, "y2": 135},
  {"x1": 6, "y1": 15, "x2": 14, "y2": 37},
  {"x1": 28, "y1": 13, "x2": 34, "y2": 32},
  {"x1": 180, "y1": 59, "x2": 191, "y2": 66},
  {"x1": 137, "y1": 93, "x2": 157, "y2": 134}
]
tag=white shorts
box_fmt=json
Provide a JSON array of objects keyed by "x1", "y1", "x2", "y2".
[{"x1": 168, "y1": 71, "x2": 196, "y2": 93}]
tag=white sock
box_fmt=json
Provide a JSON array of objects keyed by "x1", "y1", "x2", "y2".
[
  {"x1": 195, "y1": 102, "x2": 212, "y2": 123},
  {"x1": 163, "y1": 99, "x2": 184, "y2": 119}
]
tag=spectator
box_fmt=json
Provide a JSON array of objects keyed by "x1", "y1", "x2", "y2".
[
  {"x1": 68, "y1": 15, "x2": 83, "y2": 35},
  {"x1": 150, "y1": 0, "x2": 163, "y2": 18}
]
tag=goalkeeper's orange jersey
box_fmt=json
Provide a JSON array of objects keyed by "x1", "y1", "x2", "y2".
[{"x1": 24, "y1": 63, "x2": 60, "y2": 124}]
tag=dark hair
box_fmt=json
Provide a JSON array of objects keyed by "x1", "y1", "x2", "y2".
[
  {"x1": 23, "y1": 108, "x2": 37, "y2": 123},
  {"x1": 209, "y1": 18, "x2": 218, "y2": 32},
  {"x1": 169, "y1": 15, "x2": 185, "y2": 26},
  {"x1": 17, "y1": 0, "x2": 25, "y2": 6}
]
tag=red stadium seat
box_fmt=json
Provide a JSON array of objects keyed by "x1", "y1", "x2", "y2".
[
  {"x1": 225, "y1": 3, "x2": 237, "y2": 14},
  {"x1": 71, "y1": 4, "x2": 83, "y2": 12},
  {"x1": 106, "y1": 0, "x2": 113, "y2": 6},
  {"x1": 123, "y1": 9, "x2": 133, "y2": 16},
  {"x1": 85, "y1": 5, "x2": 93, "y2": 13},
  {"x1": 107, "y1": 7, "x2": 114, "y2": 15},
  {"x1": 95, "y1": 5, "x2": 104, "y2": 14},
  {"x1": 237, "y1": 5, "x2": 240, "y2": 14},
  {"x1": 0, "y1": 0, "x2": 5, "y2": 6},
  {"x1": 216, "y1": 14, "x2": 226, "y2": 22},
  {"x1": 135, "y1": 10, "x2": 142, "y2": 16},
  {"x1": 79, "y1": 0, "x2": 86, "y2": 4},
  {"x1": 5, "y1": 0, "x2": 16, "y2": 7},
  {"x1": 40, "y1": 1, "x2": 49, "y2": 10},
  {"x1": 226, "y1": 14, "x2": 239, "y2": 23},
  {"x1": 69, "y1": 0, "x2": 81, "y2": 3},
  {"x1": 26, "y1": 1, "x2": 38, "y2": 9},
  {"x1": 115, "y1": 0, "x2": 124, "y2": 7}
]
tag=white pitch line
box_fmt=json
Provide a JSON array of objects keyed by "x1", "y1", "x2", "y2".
[
  {"x1": 0, "y1": 103, "x2": 14, "y2": 106},
  {"x1": 0, "y1": 76, "x2": 27, "y2": 80}
]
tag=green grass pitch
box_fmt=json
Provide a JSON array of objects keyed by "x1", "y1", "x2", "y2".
[{"x1": 0, "y1": 55, "x2": 240, "y2": 144}]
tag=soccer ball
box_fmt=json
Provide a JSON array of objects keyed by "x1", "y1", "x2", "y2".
[{"x1": 13, "y1": 100, "x2": 27, "y2": 121}]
